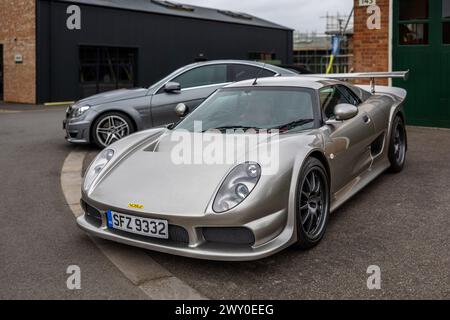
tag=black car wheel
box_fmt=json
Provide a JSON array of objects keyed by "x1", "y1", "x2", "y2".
[
  {"x1": 295, "y1": 157, "x2": 330, "y2": 249},
  {"x1": 388, "y1": 116, "x2": 407, "y2": 173},
  {"x1": 92, "y1": 112, "x2": 134, "y2": 148}
]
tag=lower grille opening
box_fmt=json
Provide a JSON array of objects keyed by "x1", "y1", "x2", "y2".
[
  {"x1": 169, "y1": 225, "x2": 189, "y2": 243},
  {"x1": 81, "y1": 200, "x2": 103, "y2": 228},
  {"x1": 202, "y1": 227, "x2": 255, "y2": 246},
  {"x1": 69, "y1": 132, "x2": 78, "y2": 139}
]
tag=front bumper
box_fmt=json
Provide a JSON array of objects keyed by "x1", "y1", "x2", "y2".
[
  {"x1": 63, "y1": 118, "x2": 91, "y2": 144},
  {"x1": 76, "y1": 199, "x2": 295, "y2": 261}
]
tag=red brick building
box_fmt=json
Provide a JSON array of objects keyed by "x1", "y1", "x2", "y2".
[
  {"x1": 353, "y1": 0, "x2": 450, "y2": 127},
  {"x1": 0, "y1": 0, "x2": 36, "y2": 103},
  {"x1": 353, "y1": 0, "x2": 390, "y2": 85}
]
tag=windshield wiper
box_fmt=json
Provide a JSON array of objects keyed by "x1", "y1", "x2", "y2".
[
  {"x1": 273, "y1": 119, "x2": 315, "y2": 131},
  {"x1": 202, "y1": 126, "x2": 263, "y2": 132}
]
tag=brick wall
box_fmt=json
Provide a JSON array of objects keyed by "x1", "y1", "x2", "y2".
[
  {"x1": 0, "y1": 0, "x2": 36, "y2": 104},
  {"x1": 353, "y1": 0, "x2": 390, "y2": 84}
]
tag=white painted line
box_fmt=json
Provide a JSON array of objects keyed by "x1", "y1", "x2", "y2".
[{"x1": 61, "y1": 150, "x2": 206, "y2": 300}]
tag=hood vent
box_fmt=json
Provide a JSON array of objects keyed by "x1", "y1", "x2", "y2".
[{"x1": 143, "y1": 139, "x2": 160, "y2": 152}]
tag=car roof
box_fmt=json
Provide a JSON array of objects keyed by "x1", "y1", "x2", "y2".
[
  {"x1": 223, "y1": 76, "x2": 339, "y2": 90},
  {"x1": 178, "y1": 60, "x2": 297, "y2": 75}
]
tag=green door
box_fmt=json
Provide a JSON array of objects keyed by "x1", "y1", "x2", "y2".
[{"x1": 393, "y1": 0, "x2": 450, "y2": 128}]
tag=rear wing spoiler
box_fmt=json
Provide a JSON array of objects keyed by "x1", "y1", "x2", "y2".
[{"x1": 308, "y1": 71, "x2": 410, "y2": 93}]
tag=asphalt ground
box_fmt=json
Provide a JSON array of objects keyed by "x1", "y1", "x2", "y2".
[
  {"x1": 1, "y1": 102, "x2": 449, "y2": 299},
  {"x1": 147, "y1": 126, "x2": 450, "y2": 299},
  {"x1": 0, "y1": 104, "x2": 146, "y2": 299},
  {"x1": 85, "y1": 125, "x2": 450, "y2": 299}
]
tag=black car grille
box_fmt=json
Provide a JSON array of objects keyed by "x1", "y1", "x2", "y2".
[
  {"x1": 81, "y1": 200, "x2": 103, "y2": 228},
  {"x1": 169, "y1": 225, "x2": 189, "y2": 244},
  {"x1": 202, "y1": 227, "x2": 255, "y2": 246}
]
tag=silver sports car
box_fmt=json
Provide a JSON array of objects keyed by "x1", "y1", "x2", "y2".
[
  {"x1": 77, "y1": 72, "x2": 409, "y2": 261},
  {"x1": 63, "y1": 60, "x2": 296, "y2": 148}
]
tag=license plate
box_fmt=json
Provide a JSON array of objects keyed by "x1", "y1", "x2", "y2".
[
  {"x1": 63, "y1": 120, "x2": 66, "y2": 130},
  {"x1": 106, "y1": 210, "x2": 169, "y2": 239}
]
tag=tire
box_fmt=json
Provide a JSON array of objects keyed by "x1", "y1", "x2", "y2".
[
  {"x1": 92, "y1": 112, "x2": 135, "y2": 149},
  {"x1": 295, "y1": 157, "x2": 330, "y2": 250},
  {"x1": 388, "y1": 116, "x2": 407, "y2": 173}
]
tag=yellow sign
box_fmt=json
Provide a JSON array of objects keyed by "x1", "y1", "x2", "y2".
[{"x1": 128, "y1": 203, "x2": 144, "y2": 209}]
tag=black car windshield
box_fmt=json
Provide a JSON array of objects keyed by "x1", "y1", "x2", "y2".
[{"x1": 175, "y1": 87, "x2": 316, "y2": 133}]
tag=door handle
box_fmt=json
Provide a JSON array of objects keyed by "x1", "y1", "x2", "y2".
[{"x1": 363, "y1": 115, "x2": 371, "y2": 124}]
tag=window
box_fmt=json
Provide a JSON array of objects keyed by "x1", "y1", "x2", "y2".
[
  {"x1": 248, "y1": 52, "x2": 277, "y2": 61},
  {"x1": 231, "y1": 64, "x2": 275, "y2": 82},
  {"x1": 320, "y1": 86, "x2": 358, "y2": 120},
  {"x1": 338, "y1": 85, "x2": 361, "y2": 106},
  {"x1": 172, "y1": 65, "x2": 227, "y2": 89},
  {"x1": 151, "y1": 0, "x2": 194, "y2": 12},
  {"x1": 79, "y1": 46, "x2": 137, "y2": 98},
  {"x1": 398, "y1": 0, "x2": 429, "y2": 45},
  {"x1": 443, "y1": 0, "x2": 450, "y2": 18},
  {"x1": 176, "y1": 88, "x2": 315, "y2": 133},
  {"x1": 217, "y1": 10, "x2": 252, "y2": 20},
  {"x1": 399, "y1": 23, "x2": 429, "y2": 45},
  {"x1": 444, "y1": 22, "x2": 450, "y2": 44},
  {"x1": 399, "y1": 0, "x2": 429, "y2": 20},
  {"x1": 443, "y1": 1, "x2": 450, "y2": 44}
]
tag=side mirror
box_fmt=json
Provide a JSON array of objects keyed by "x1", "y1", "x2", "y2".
[
  {"x1": 334, "y1": 103, "x2": 358, "y2": 121},
  {"x1": 175, "y1": 103, "x2": 189, "y2": 118},
  {"x1": 164, "y1": 82, "x2": 181, "y2": 93}
]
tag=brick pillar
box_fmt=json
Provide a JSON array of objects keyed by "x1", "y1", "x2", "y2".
[
  {"x1": 0, "y1": 0, "x2": 36, "y2": 104},
  {"x1": 353, "y1": 0, "x2": 390, "y2": 84}
]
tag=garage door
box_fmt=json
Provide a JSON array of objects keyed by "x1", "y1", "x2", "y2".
[{"x1": 393, "y1": 0, "x2": 450, "y2": 128}]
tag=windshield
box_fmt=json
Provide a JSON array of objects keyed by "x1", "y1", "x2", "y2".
[{"x1": 175, "y1": 87, "x2": 316, "y2": 133}]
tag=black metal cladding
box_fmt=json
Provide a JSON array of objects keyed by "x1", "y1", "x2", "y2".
[{"x1": 36, "y1": 0, "x2": 293, "y2": 103}]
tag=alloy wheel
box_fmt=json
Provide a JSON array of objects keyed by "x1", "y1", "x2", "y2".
[
  {"x1": 95, "y1": 115, "x2": 130, "y2": 147},
  {"x1": 393, "y1": 122, "x2": 406, "y2": 166},
  {"x1": 298, "y1": 168, "x2": 328, "y2": 239}
]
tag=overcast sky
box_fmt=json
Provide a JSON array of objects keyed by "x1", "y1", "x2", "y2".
[{"x1": 180, "y1": 0, "x2": 354, "y2": 33}]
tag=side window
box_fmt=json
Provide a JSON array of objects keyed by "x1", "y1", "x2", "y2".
[
  {"x1": 320, "y1": 86, "x2": 350, "y2": 119},
  {"x1": 172, "y1": 64, "x2": 228, "y2": 89},
  {"x1": 337, "y1": 85, "x2": 361, "y2": 106},
  {"x1": 231, "y1": 64, "x2": 276, "y2": 82}
]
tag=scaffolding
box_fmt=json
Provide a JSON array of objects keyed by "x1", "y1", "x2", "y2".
[{"x1": 293, "y1": 11, "x2": 354, "y2": 74}]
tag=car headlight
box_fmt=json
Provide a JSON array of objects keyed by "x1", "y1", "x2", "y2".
[
  {"x1": 83, "y1": 149, "x2": 114, "y2": 191},
  {"x1": 213, "y1": 162, "x2": 261, "y2": 213},
  {"x1": 72, "y1": 105, "x2": 91, "y2": 118}
]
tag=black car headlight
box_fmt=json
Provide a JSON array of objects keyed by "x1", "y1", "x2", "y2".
[{"x1": 213, "y1": 162, "x2": 261, "y2": 213}]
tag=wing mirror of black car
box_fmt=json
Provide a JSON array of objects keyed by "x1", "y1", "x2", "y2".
[
  {"x1": 333, "y1": 103, "x2": 358, "y2": 121},
  {"x1": 164, "y1": 82, "x2": 181, "y2": 93},
  {"x1": 175, "y1": 103, "x2": 189, "y2": 118}
]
